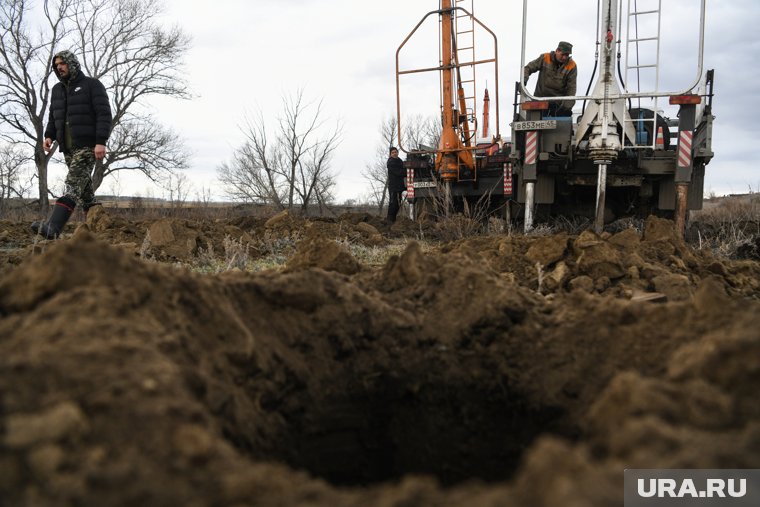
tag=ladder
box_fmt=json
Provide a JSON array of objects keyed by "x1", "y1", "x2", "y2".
[
  {"x1": 453, "y1": 0, "x2": 478, "y2": 150},
  {"x1": 623, "y1": 0, "x2": 663, "y2": 148}
]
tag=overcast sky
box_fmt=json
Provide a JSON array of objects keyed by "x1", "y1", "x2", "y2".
[{"x1": 98, "y1": 0, "x2": 760, "y2": 201}]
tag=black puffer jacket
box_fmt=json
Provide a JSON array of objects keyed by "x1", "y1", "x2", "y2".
[
  {"x1": 387, "y1": 156, "x2": 406, "y2": 192},
  {"x1": 44, "y1": 51, "x2": 112, "y2": 154}
]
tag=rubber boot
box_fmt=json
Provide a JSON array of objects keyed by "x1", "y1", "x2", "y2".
[{"x1": 31, "y1": 196, "x2": 76, "y2": 239}]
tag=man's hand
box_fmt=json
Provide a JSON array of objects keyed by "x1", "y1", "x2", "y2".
[
  {"x1": 43, "y1": 138, "x2": 53, "y2": 153},
  {"x1": 94, "y1": 144, "x2": 107, "y2": 160}
]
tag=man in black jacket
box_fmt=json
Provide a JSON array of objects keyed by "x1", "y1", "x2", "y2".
[
  {"x1": 386, "y1": 147, "x2": 406, "y2": 223},
  {"x1": 32, "y1": 50, "x2": 112, "y2": 238}
]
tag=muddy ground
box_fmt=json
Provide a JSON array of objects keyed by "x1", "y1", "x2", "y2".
[{"x1": 1, "y1": 209, "x2": 759, "y2": 506}]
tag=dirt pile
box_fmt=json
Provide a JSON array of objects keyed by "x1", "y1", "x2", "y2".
[
  {"x1": 446, "y1": 216, "x2": 760, "y2": 300},
  {"x1": 1, "y1": 215, "x2": 759, "y2": 506}
]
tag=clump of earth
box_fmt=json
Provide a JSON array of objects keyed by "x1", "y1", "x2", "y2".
[{"x1": 1, "y1": 210, "x2": 758, "y2": 506}]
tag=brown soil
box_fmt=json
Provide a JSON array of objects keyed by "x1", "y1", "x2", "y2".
[{"x1": 1, "y1": 210, "x2": 759, "y2": 506}]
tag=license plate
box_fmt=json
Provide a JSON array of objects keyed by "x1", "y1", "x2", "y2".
[
  {"x1": 412, "y1": 181, "x2": 437, "y2": 188},
  {"x1": 513, "y1": 120, "x2": 557, "y2": 131}
]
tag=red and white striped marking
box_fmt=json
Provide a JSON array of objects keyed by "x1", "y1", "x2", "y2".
[
  {"x1": 525, "y1": 131, "x2": 538, "y2": 165},
  {"x1": 677, "y1": 130, "x2": 693, "y2": 168},
  {"x1": 503, "y1": 163, "x2": 513, "y2": 195},
  {"x1": 406, "y1": 168, "x2": 414, "y2": 200}
]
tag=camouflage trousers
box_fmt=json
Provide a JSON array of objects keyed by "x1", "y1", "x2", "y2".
[{"x1": 63, "y1": 147, "x2": 96, "y2": 207}]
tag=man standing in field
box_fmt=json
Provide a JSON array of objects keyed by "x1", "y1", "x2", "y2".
[
  {"x1": 33, "y1": 50, "x2": 112, "y2": 239},
  {"x1": 523, "y1": 41, "x2": 577, "y2": 116},
  {"x1": 386, "y1": 146, "x2": 406, "y2": 223}
]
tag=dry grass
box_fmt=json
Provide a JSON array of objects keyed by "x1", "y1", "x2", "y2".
[
  {"x1": 691, "y1": 193, "x2": 760, "y2": 259},
  {"x1": 11, "y1": 194, "x2": 760, "y2": 272},
  {"x1": 189, "y1": 232, "x2": 302, "y2": 274},
  {"x1": 223, "y1": 236, "x2": 251, "y2": 270},
  {"x1": 338, "y1": 237, "x2": 435, "y2": 267},
  {"x1": 420, "y1": 185, "x2": 506, "y2": 242}
]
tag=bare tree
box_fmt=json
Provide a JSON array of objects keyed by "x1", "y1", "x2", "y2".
[
  {"x1": 0, "y1": 0, "x2": 78, "y2": 209},
  {"x1": 218, "y1": 89, "x2": 342, "y2": 215},
  {"x1": 0, "y1": 0, "x2": 190, "y2": 211},
  {"x1": 96, "y1": 115, "x2": 188, "y2": 190},
  {"x1": 71, "y1": 0, "x2": 192, "y2": 189},
  {"x1": 164, "y1": 171, "x2": 190, "y2": 208},
  {"x1": 217, "y1": 110, "x2": 287, "y2": 206},
  {"x1": 311, "y1": 153, "x2": 338, "y2": 216},
  {"x1": 403, "y1": 113, "x2": 441, "y2": 151},
  {"x1": 291, "y1": 112, "x2": 341, "y2": 214},
  {"x1": 0, "y1": 142, "x2": 34, "y2": 213},
  {"x1": 193, "y1": 185, "x2": 211, "y2": 206},
  {"x1": 362, "y1": 114, "x2": 440, "y2": 214}
]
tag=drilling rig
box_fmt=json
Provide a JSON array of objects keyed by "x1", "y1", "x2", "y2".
[
  {"x1": 396, "y1": 0, "x2": 714, "y2": 236},
  {"x1": 396, "y1": 0, "x2": 513, "y2": 219},
  {"x1": 513, "y1": 0, "x2": 714, "y2": 234}
]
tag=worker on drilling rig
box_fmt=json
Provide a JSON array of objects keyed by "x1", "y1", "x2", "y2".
[{"x1": 523, "y1": 41, "x2": 577, "y2": 116}]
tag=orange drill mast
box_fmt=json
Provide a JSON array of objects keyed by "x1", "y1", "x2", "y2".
[
  {"x1": 395, "y1": 1, "x2": 499, "y2": 183},
  {"x1": 436, "y1": 0, "x2": 474, "y2": 181}
]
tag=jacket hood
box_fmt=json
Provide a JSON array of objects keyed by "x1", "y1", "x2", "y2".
[{"x1": 52, "y1": 50, "x2": 82, "y2": 82}]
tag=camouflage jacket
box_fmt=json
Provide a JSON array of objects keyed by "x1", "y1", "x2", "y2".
[{"x1": 523, "y1": 52, "x2": 577, "y2": 110}]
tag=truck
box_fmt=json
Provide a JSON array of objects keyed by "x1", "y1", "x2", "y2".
[{"x1": 396, "y1": 0, "x2": 714, "y2": 236}]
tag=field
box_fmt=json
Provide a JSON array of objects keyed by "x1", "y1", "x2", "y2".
[{"x1": 1, "y1": 200, "x2": 759, "y2": 506}]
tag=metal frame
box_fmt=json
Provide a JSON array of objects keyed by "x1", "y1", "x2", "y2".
[
  {"x1": 518, "y1": 0, "x2": 707, "y2": 104},
  {"x1": 395, "y1": 4, "x2": 500, "y2": 156}
]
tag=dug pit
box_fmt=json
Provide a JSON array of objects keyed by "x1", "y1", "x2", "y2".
[{"x1": 230, "y1": 369, "x2": 571, "y2": 487}]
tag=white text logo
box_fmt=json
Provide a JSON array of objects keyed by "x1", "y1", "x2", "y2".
[{"x1": 637, "y1": 478, "x2": 747, "y2": 498}]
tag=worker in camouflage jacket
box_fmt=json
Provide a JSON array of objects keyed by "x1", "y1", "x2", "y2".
[
  {"x1": 523, "y1": 41, "x2": 577, "y2": 116},
  {"x1": 33, "y1": 50, "x2": 112, "y2": 239}
]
